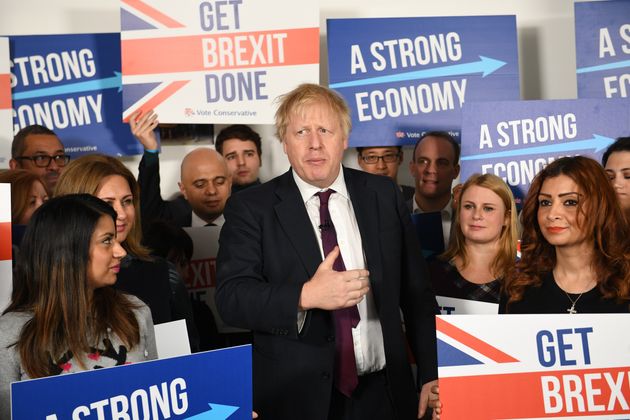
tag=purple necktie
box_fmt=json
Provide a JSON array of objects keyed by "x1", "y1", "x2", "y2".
[{"x1": 317, "y1": 189, "x2": 360, "y2": 397}]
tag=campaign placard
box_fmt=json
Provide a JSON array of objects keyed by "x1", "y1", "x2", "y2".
[
  {"x1": 184, "y1": 226, "x2": 245, "y2": 334},
  {"x1": 9, "y1": 33, "x2": 142, "y2": 157},
  {"x1": 575, "y1": 0, "x2": 630, "y2": 99},
  {"x1": 154, "y1": 319, "x2": 192, "y2": 358},
  {"x1": 0, "y1": 183, "x2": 11, "y2": 313},
  {"x1": 327, "y1": 16, "x2": 520, "y2": 147},
  {"x1": 120, "y1": 0, "x2": 319, "y2": 124},
  {"x1": 0, "y1": 37, "x2": 11, "y2": 167},
  {"x1": 11, "y1": 345, "x2": 252, "y2": 419},
  {"x1": 460, "y1": 98, "x2": 630, "y2": 204},
  {"x1": 437, "y1": 296, "x2": 498, "y2": 315},
  {"x1": 437, "y1": 314, "x2": 630, "y2": 419}
]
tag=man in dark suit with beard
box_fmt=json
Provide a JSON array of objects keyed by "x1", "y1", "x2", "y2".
[{"x1": 216, "y1": 84, "x2": 438, "y2": 420}]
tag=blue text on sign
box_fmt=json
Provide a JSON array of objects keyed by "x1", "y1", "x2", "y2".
[{"x1": 536, "y1": 327, "x2": 593, "y2": 368}]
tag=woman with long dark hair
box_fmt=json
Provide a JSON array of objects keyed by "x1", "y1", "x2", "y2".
[
  {"x1": 0, "y1": 194, "x2": 157, "y2": 418},
  {"x1": 54, "y1": 154, "x2": 198, "y2": 350},
  {"x1": 501, "y1": 156, "x2": 630, "y2": 313}
]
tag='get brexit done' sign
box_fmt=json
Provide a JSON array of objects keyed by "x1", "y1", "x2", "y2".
[
  {"x1": 575, "y1": 0, "x2": 630, "y2": 99},
  {"x1": 460, "y1": 98, "x2": 630, "y2": 205},
  {"x1": 12, "y1": 345, "x2": 252, "y2": 420},
  {"x1": 437, "y1": 315, "x2": 630, "y2": 420},
  {"x1": 120, "y1": 0, "x2": 319, "y2": 124},
  {"x1": 327, "y1": 16, "x2": 520, "y2": 147}
]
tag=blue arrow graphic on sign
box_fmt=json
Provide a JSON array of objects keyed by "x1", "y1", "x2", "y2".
[
  {"x1": 185, "y1": 403, "x2": 239, "y2": 420},
  {"x1": 329, "y1": 56, "x2": 507, "y2": 89},
  {"x1": 460, "y1": 134, "x2": 615, "y2": 161},
  {"x1": 576, "y1": 59, "x2": 630, "y2": 74},
  {"x1": 12, "y1": 72, "x2": 122, "y2": 101}
]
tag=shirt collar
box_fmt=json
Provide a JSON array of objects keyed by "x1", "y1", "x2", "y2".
[
  {"x1": 292, "y1": 165, "x2": 349, "y2": 203},
  {"x1": 412, "y1": 194, "x2": 453, "y2": 217},
  {"x1": 191, "y1": 211, "x2": 225, "y2": 227}
]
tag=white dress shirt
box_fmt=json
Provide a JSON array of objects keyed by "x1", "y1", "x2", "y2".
[
  {"x1": 293, "y1": 167, "x2": 386, "y2": 375},
  {"x1": 191, "y1": 212, "x2": 225, "y2": 227}
]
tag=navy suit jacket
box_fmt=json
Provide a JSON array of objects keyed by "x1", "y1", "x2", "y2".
[{"x1": 215, "y1": 167, "x2": 438, "y2": 420}]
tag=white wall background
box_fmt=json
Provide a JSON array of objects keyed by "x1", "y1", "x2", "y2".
[{"x1": 1, "y1": 0, "x2": 585, "y2": 196}]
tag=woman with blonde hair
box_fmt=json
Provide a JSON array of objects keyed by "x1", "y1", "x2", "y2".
[
  {"x1": 501, "y1": 156, "x2": 630, "y2": 313},
  {"x1": 429, "y1": 173, "x2": 519, "y2": 303},
  {"x1": 0, "y1": 194, "x2": 157, "y2": 418},
  {"x1": 55, "y1": 155, "x2": 197, "y2": 347}
]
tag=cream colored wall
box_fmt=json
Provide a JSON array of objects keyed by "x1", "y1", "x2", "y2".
[{"x1": 1, "y1": 0, "x2": 583, "y2": 195}]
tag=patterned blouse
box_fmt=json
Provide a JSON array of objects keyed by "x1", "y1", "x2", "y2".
[
  {"x1": 428, "y1": 258, "x2": 501, "y2": 304},
  {"x1": 0, "y1": 295, "x2": 157, "y2": 420}
]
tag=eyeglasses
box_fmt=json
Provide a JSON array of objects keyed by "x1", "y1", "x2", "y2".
[
  {"x1": 15, "y1": 154, "x2": 71, "y2": 168},
  {"x1": 359, "y1": 153, "x2": 401, "y2": 164}
]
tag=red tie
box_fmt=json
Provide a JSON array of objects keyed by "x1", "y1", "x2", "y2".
[{"x1": 317, "y1": 190, "x2": 360, "y2": 397}]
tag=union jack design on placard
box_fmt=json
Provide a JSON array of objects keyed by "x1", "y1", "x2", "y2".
[
  {"x1": 122, "y1": 79, "x2": 189, "y2": 122},
  {"x1": 119, "y1": 0, "x2": 319, "y2": 124},
  {"x1": 121, "y1": 0, "x2": 184, "y2": 31},
  {"x1": 120, "y1": 0, "x2": 191, "y2": 121},
  {"x1": 437, "y1": 317, "x2": 519, "y2": 368},
  {"x1": 437, "y1": 315, "x2": 630, "y2": 419}
]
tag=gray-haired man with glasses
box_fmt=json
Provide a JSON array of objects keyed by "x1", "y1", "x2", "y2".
[
  {"x1": 9, "y1": 125, "x2": 69, "y2": 191},
  {"x1": 356, "y1": 146, "x2": 414, "y2": 200}
]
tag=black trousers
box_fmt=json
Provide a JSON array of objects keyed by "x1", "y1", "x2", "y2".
[{"x1": 328, "y1": 370, "x2": 398, "y2": 420}]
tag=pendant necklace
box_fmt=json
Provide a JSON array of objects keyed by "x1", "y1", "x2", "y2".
[
  {"x1": 564, "y1": 291, "x2": 584, "y2": 314},
  {"x1": 555, "y1": 269, "x2": 593, "y2": 314}
]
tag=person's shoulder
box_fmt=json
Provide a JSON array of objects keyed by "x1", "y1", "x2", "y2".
[
  {"x1": 122, "y1": 257, "x2": 172, "y2": 292},
  {"x1": 0, "y1": 311, "x2": 31, "y2": 327},
  {"x1": 125, "y1": 294, "x2": 153, "y2": 321},
  {"x1": 428, "y1": 257, "x2": 452, "y2": 272},
  {"x1": 227, "y1": 172, "x2": 289, "y2": 205},
  {"x1": 145, "y1": 254, "x2": 170, "y2": 270},
  {"x1": 537, "y1": 272, "x2": 554, "y2": 287},
  {"x1": 428, "y1": 257, "x2": 457, "y2": 281},
  {"x1": 170, "y1": 194, "x2": 192, "y2": 211},
  {"x1": 0, "y1": 312, "x2": 31, "y2": 345},
  {"x1": 345, "y1": 167, "x2": 397, "y2": 190},
  {"x1": 401, "y1": 184, "x2": 415, "y2": 201}
]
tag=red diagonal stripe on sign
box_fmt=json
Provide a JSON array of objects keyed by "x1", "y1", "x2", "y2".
[
  {"x1": 121, "y1": 28, "x2": 319, "y2": 75},
  {"x1": 0, "y1": 222, "x2": 12, "y2": 261},
  {"x1": 0, "y1": 74, "x2": 11, "y2": 110},
  {"x1": 437, "y1": 317, "x2": 519, "y2": 363},
  {"x1": 440, "y1": 366, "x2": 630, "y2": 419},
  {"x1": 123, "y1": 80, "x2": 189, "y2": 122},
  {"x1": 121, "y1": 0, "x2": 185, "y2": 28}
]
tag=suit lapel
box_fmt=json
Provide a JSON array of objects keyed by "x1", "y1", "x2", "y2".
[
  {"x1": 344, "y1": 168, "x2": 384, "y2": 308},
  {"x1": 274, "y1": 170, "x2": 322, "y2": 280}
]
